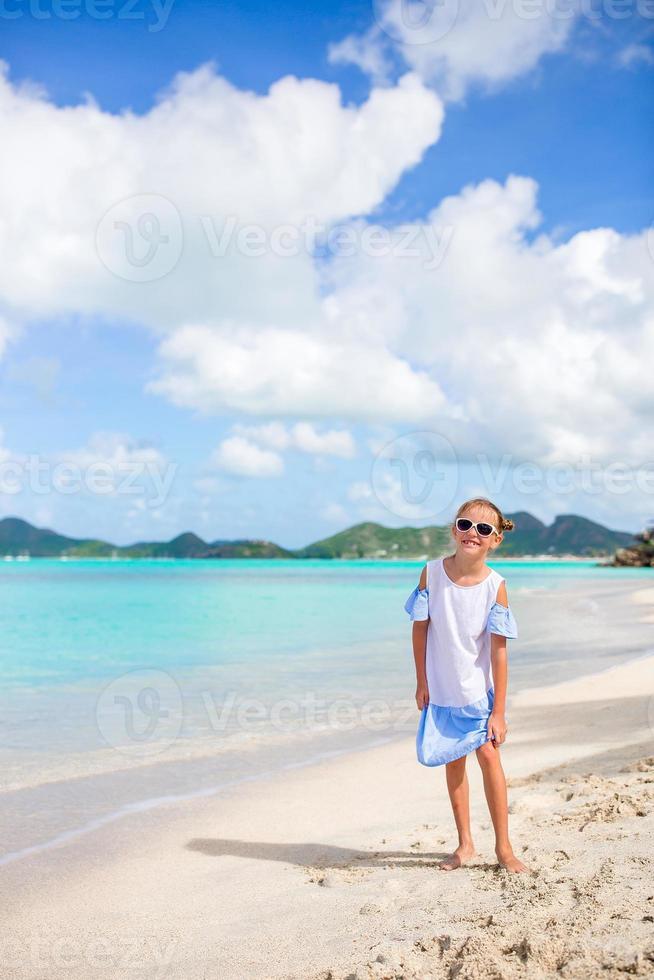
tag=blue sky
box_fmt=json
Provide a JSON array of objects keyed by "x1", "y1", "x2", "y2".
[{"x1": 0, "y1": 0, "x2": 652, "y2": 546}]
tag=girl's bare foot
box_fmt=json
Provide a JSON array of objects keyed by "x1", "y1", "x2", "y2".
[
  {"x1": 496, "y1": 848, "x2": 531, "y2": 873},
  {"x1": 438, "y1": 843, "x2": 476, "y2": 870}
]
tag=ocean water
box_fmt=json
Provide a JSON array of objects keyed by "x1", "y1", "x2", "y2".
[
  {"x1": 0, "y1": 558, "x2": 652, "y2": 865},
  {"x1": 2, "y1": 557, "x2": 650, "y2": 689}
]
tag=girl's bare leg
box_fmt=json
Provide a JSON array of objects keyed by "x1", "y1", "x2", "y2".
[
  {"x1": 439, "y1": 754, "x2": 477, "y2": 870},
  {"x1": 475, "y1": 741, "x2": 531, "y2": 873}
]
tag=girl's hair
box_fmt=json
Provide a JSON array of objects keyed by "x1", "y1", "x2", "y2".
[{"x1": 453, "y1": 497, "x2": 515, "y2": 534}]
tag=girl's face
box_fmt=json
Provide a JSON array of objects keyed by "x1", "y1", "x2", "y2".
[{"x1": 451, "y1": 508, "x2": 503, "y2": 558}]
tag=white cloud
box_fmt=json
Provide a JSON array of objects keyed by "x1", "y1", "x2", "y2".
[
  {"x1": 52, "y1": 432, "x2": 176, "y2": 507},
  {"x1": 320, "y1": 502, "x2": 350, "y2": 524},
  {"x1": 0, "y1": 426, "x2": 11, "y2": 464},
  {"x1": 328, "y1": 28, "x2": 394, "y2": 86},
  {"x1": 211, "y1": 436, "x2": 284, "y2": 477},
  {"x1": 231, "y1": 421, "x2": 293, "y2": 452},
  {"x1": 60, "y1": 431, "x2": 166, "y2": 471},
  {"x1": 291, "y1": 422, "x2": 356, "y2": 457},
  {"x1": 231, "y1": 420, "x2": 356, "y2": 458},
  {"x1": 330, "y1": 0, "x2": 576, "y2": 101},
  {"x1": 0, "y1": 431, "x2": 175, "y2": 508},
  {"x1": 0, "y1": 58, "x2": 450, "y2": 437},
  {"x1": 317, "y1": 175, "x2": 654, "y2": 467},
  {"x1": 617, "y1": 44, "x2": 654, "y2": 68},
  {"x1": 149, "y1": 322, "x2": 447, "y2": 421},
  {"x1": 0, "y1": 62, "x2": 443, "y2": 332},
  {"x1": 193, "y1": 476, "x2": 227, "y2": 496},
  {"x1": 0, "y1": 315, "x2": 15, "y2": 360},
  {"x1": 345, "y1": 477, "x2": 410, "y2": 524},
  {"x1": 147, "y1": 173, "x2": 654, "y2": 466},
  {"x1": 0, "y1": 53, "x2": 651, "y2": 488},
  {"x1": 365, "y1": 426, "x2": 401, "y2": 456},
  {"x1": 5, "y1": 355, "x2": 61, "y2": 403},
  {"x1": 348, "y1": 481, "x2": 375, "y2": 502}
]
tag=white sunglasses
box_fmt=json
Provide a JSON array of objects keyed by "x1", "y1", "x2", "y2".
[{"x1": 455, "y1": 517, "x2": 500, "y2": 538}]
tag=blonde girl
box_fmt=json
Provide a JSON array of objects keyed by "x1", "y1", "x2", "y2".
[{"x1": 404, "y1": 497, "x2": 531, "y2": 874}]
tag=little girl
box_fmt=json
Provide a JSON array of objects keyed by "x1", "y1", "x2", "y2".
[{"x1": 404, "y1": 497, "x2": 531, "y2": 874}]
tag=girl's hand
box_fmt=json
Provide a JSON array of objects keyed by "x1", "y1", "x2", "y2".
[
  {"x1": 487, "y1": 712, "x2": 507, "y2": 746},
  {"x1": 415, "y1": 684, "x2": 430, "y2": 710}
]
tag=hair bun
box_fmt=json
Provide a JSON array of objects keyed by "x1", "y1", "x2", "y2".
[{"x1": 502, "y1": 518, "x2": 514, "y2": 531}]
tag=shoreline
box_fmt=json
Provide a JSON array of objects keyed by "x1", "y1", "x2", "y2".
[
  {"x1": 3, "y1": 585, "x2": 654, "y2": 978},
  {"x1": 2, "y1": 577, "x2": 654, "y2": 866},
  {"x1": 1, "y1": 554, "x2": 641, "y2": 562},
  {"x1": 2, "y1": 651, "x2": 653, "y2": 978},
  {"x1": 0, "y1": 732, "x2": 402, "y2": 871},
  {"x1": 3, "y1": 642, "x2": 654, "y2": 875},
  {"x1": 2, "y1": 579, "x2": 654, "y2": 978}
]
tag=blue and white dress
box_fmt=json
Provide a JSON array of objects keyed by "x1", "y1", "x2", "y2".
[{"x1": 404, "y1": 556, "x2": 518, "y2": 767}]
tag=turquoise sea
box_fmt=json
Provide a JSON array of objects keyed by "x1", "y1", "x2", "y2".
[
  {"x1": 0, "y1": 558, "x2": 651, "y2": 865},
  {"x1": 2, "y1": 557, "x2": 651, "y2": 689}
]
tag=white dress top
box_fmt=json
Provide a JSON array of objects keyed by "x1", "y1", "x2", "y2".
[{"x1": 404, "y1": 556, "x2": 518, "y2": 709}]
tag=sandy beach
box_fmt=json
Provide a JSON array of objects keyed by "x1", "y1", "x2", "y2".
[
  {"x1": 2, "y1": 581, "x2": 654, "y2": 980},
  {"x1": 2, "y1": 0, "x2": 651, "y2": 971}
]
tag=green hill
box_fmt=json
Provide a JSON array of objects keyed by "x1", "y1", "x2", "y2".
[
  {"x1": 293, "y1": 521, "x2": 451, "y2": 559},
  {"x1": 0, "y1": 512, "x2": 637, "y2": 560},
  {"x1": 0, "y1": 517, "x2": 112, "y2": 557},
  {"x1": 295, "y1": 512, "x2": 635, "y2": 560},
  {"x1": 0, "y1": 518, "x2": 294, "y2": 559},
  {"x1": 493, "y1": 512, "x2": 636, "y2": 558},
  {"x1": 121, "y1": 532, "x2": 209, "y2": 558}
]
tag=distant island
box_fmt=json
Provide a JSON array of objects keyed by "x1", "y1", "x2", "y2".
[{"x1": 0, "y1": 512, "x2": 642, "y2": 561}]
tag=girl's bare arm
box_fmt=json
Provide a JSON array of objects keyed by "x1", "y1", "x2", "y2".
[
  {"x1": 490, "y1": 637, "x2": 508, "y2": 715},
  {"x1": 489, "y1": 580, "x2": 510, "y2": 742},
  {"x1": 491, "y1": 582, "x2": 509, "y2": 715},
  {"x1": 413, "y1": 564, "x2": 430, "y2": 707}
]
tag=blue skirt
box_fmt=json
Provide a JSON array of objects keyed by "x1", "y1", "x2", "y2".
[{"x1": 417, "y1": 688, "x2": 496, "y2": 767}]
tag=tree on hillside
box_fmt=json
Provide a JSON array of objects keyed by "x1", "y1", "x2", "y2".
[{"x1": 611, "y1": 520, "x2": 654, "y2": 567}]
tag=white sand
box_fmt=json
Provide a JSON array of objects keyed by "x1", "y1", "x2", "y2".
[
  {"x1": 630, "y1": 587, "x2": 654, "y2": 605},
  {"x1": 631, "y1": 587, "x2": 654, "y2": 624},
  {"x1": 2, "y1": 588, "x2": 654, "y2": 979},
  {"x1": 511, "y1": 651, "x2": 654, "y2": 705}
]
